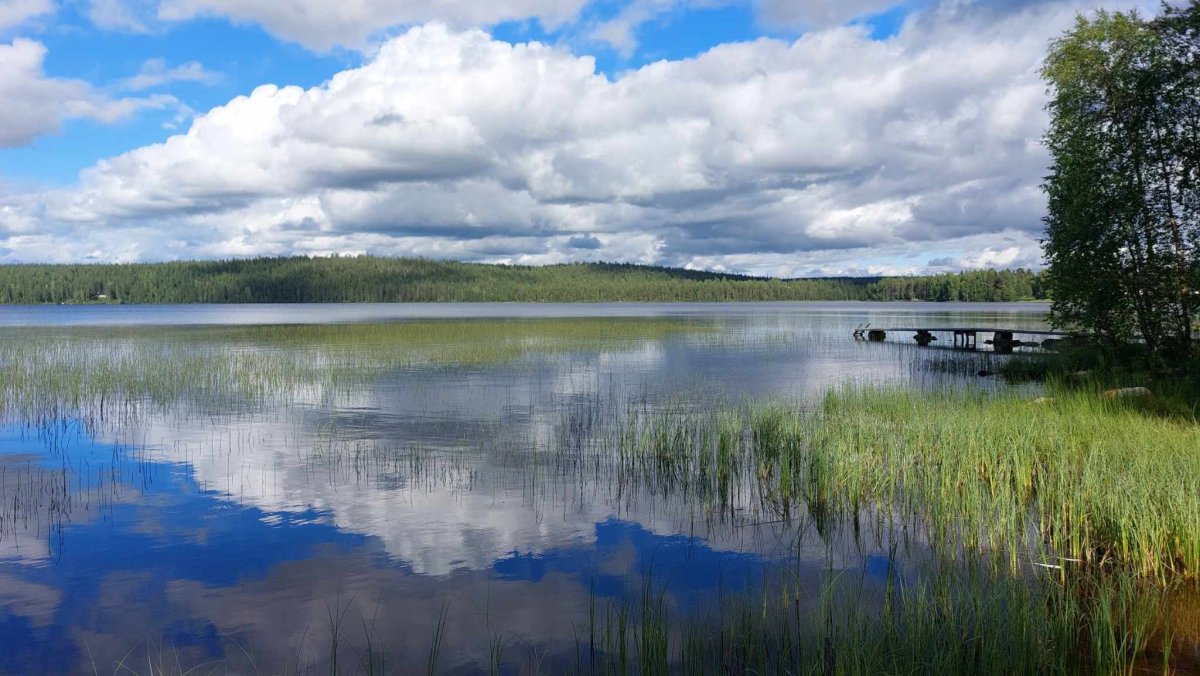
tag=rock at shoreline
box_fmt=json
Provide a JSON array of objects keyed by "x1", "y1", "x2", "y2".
[{"x1": 1101, "y1": 387, "x2": 1154, "y2": 400}]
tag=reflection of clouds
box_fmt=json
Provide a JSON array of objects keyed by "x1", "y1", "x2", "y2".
[
  {"x1": 86, "y1": 314, "x2": 1005, "y2": 577},
  {"x1": 9, "y1": 305, "x2": 1053, "y2": 578},
  {"x1": 150, "y1": 520, "x2": 872, "y2": 674},
  {"x1": 120, "y1": 412, "x2": 857, "y2": 581},
  {"x1": 93, "y1": 344, "x2": 678, "y2": 576},
  {"x1": 0, "y1": 573, "x2": 61, "y2": 626},
  {"x1": 163, "y1": 550, "x2": 598, "y2": 673},
  {"x1": 0, "y1": 307, "x2": 1066, "y2": 672},
  {"x1": 149, "y1": 522, "x2": 848, "y2": 674},
  {"x1": 124, "y1": 412, "x2": 625, "y2": 576},
  {"x1": 0, "y1": 438, "x2": 145, "y2": 564},
  {"x1": 49, "y1": 570, "x2": 233, "y2": 676}
]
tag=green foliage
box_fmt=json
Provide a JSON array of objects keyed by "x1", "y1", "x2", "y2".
[
  {"x1": 0, "y1": 255, "x2": 1048, "y2": 304},
  {"x1": 999, "y1": 338, "x2": 1200, "y2": 420},
  {"x1": 803, "y1": 387, "x2": 1200, "y2": 579},
  {"x1": 859, "y1": 267, "x2": 1047, "y2": 301},
  {"x1": 1041, "y1": 5, "x2": 1200, "y2": 355}
]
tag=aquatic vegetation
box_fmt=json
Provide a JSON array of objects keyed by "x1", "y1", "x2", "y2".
[
  {"x1": 0, "y1": 318, "x2": 710, "y2": 419},
  {"x1": 564, "y1": 386, "x2": 1200, "y2": 672},
  {"x1": 612, "y1": 388, "x2": 1200, "y2": 580},
  {"x1": 583, "y1": 565, "x2": 1174, "y2": 676}
]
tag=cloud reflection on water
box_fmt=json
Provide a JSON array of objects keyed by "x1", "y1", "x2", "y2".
[{"x1": 0, "y1": 303, "x2": 1049, "y2": 671}]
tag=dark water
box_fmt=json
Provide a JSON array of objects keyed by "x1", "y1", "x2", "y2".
[{"x1": 0, "y1": 302, "x2": 1049, "y2": 673}]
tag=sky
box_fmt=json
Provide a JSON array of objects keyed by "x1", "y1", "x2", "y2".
[{"x1": 0, "y1": 0, "x2": 1167, "y2": 276}]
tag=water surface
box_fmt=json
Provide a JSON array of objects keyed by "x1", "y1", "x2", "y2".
[{"x1": 0, "y1": 302, "x2": 1051, "y2": 673}]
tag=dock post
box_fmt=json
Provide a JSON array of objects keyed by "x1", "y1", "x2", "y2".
[
  {"x1": 992, "y1": 331, "x2": 1015, "y2": 354},
  {"x1": 955, "y1": 330, "x2": 977, "y2": 350}
]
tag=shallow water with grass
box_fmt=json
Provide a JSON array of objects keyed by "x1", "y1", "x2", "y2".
[{"x1": 0, "y1": 302, "x2": 1193, "y2": 674}]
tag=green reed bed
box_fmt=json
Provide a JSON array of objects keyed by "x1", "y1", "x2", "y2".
[
  {"x1": 800, "y1": 388, "x2": 1200, "y2": 580},
  {"x1": 615, "y1": 387, "x2": 1200, "y2": 581},
  {"x1": 589, "y1": 386, "x2": 1200, "y2": 672},
  {"x1": 0, "y1": 319, "x2": 708, "y2": 419}
]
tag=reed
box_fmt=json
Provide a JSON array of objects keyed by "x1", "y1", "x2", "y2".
[
  {"x1": 581, "y1": 563, "x2": 1173, "y2": 675},
  {"x1": 612, "y1": 386, "x2": 1200, "y2": 581},
  {"x1": 0, "y1": 319, "x2": 708, "y2": 421}
]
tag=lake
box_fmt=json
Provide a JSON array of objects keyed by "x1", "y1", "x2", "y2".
[{"x1": 0, "y1": 302, "x2": 1062, "y2": 672}]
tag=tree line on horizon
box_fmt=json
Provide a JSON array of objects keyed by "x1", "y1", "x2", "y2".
[{"x1": 0, "y1": 257, "x2": 1047, "y2": 305}]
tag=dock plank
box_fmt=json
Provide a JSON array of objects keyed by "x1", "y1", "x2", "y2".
[{"x1": 885, "y1": 328, "x2": 1071, "y2": 336}]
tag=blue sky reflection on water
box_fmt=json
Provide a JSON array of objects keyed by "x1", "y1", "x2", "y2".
[{"x1": 0, "y1": 420, "x2": 784, "y2": 673}]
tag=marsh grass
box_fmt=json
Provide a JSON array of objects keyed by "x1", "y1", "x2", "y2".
[
  {"x1": 816, "y1": 388, "x2": 1200, "y2": 578},
  {"x1": 615, "y1": 387, "x2": 1200, "y2": 580},
  {"x1": 569, "y1": 384, "x2": 1200, "y2": 672},
  {"x1": 995, "y1": 342, "x2": 1200, "y2": 418},
  {"x1": 0, "y1": 318, "x2": 710, "y2": 421}
]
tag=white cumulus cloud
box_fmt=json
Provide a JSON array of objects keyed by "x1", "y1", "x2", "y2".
[
  {"x1": 0, "y1": 38, "x2": 179, "y2": 148},
  {"x1": 2, "y1": 0, "x2": 1163, "y2": 273}
]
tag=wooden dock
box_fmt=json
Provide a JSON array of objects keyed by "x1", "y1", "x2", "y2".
[{"x1": 853, "y1": 326, "x2": 1073, "y2": 352}]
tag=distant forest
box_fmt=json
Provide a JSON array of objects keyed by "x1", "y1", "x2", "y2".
[{"x1": 0, "y1": 257, "x2": 1048, "y2": 304}]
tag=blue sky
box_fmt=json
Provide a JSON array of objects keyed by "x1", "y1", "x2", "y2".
[
  {"x1": 0, "y1": 0, "x2": 1158, "y2": 274},
  {"x1": 6, "y1": 1, "x2": 920, "y2": 186},
  {"x1": 1, "y1": 10, "x2": 353, "y2": 183}
]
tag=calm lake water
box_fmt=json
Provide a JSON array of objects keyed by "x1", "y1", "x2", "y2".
[{"x1": 0, "y1": 302, "x2": 1051, "y2": 673}]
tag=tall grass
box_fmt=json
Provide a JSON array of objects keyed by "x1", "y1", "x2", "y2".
[
  {"x1": 573, "y1": 384, "x2": 1200, "y2": 672},
  {"x1": 613, "y1": 387, "x2": 1200, "y2": 581},
  {"x1": 802, "y1": 387, "x2": 1200, "y2": 579}
]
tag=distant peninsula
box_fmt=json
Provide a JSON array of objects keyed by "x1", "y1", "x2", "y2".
[{"x1": 0, "y1": 257, "x2": 1047, "y2": 304}]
